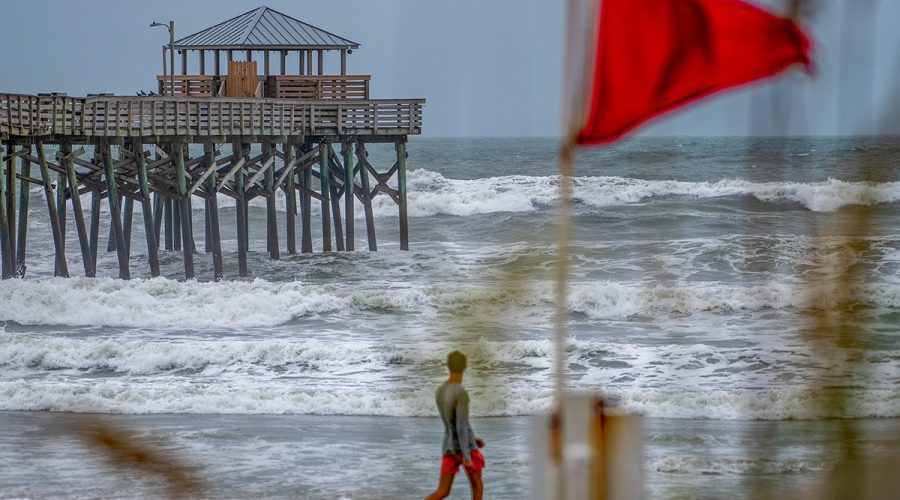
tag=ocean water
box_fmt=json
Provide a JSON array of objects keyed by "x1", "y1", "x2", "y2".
[{"x1": 1, "y1": 137, "x2": 899, "y2": 498}]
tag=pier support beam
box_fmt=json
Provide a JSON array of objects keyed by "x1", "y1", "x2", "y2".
[
  {"x1": 343, "y1": 142, "x2": 355, "y2": 251},
  {"x1": 205, "y1": 142, "x2": 223, "y2": 281},
  {"x1": 397, "y1": 141, "x2": 409, "y2": 251},
  {"x1": 0, "y1": 145, "x2": 12, "y2": 279},
  {"x1": 16, "y1": 151, "x2": 31, "y2": 277},
  {"x1": 164, "y1": 197, "x2": 174, "y2": 250},
  {"x1": 263, "y1": 141, "x2": 279, "y2": 260},
  {"x1": 102, "y1": 144, "x2": 130, "y2": 279},
  {"x1": 61, "y1": 143, "x2": 95, "y2": 277},
  {"x1": 89, "y1": 186, "x2": 101, "y2": 276},
  {"x1": 4, "y1": 144, "x2": 15, "y2": 277},
  {"x1": 328, "y1": 145, "x2": 344, "y2": 252},
  {"x1": 284, "y1": 143, "x2": 296, "y2": 255},
  {"x1": 55, "y1": 161, "x2": 67, "y2": 276},
  {"x1": 173, "y1": 196, "x2": 182, "y2": 252},
  {"x1": 174, "y1": 141, "x2": 194, "y2": 279},
  {"x1": 357, "y1": 142, "x2": 377, "y2": 251},
  {"x1": 319, "y1": 142, "x2": 332, "y2": 252},
  {"x1": 134, "y1": 141, "x2": 160, "y2": 277},
  {"x1": 37, "y1": 142, "x2": 69, "y2": 277},
  {"x1": 123, "y1": 197, "x2": 134, "y2": 259},
  {"x1": 234, "y1": 141, "x2": 249, "y2": 277},
  {"x1": 300, "y1": 145, "x2": 313, "y2": 254}
]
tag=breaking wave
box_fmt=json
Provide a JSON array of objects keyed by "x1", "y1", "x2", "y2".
[
  {"x1": 1, "y1": 335, "x2": 897, "y2": 419},
  {"x1": 366, "y1": 170, "x2": 900, "y2": 216},
  {"x1": 1, "y1": 277, "x2": 897, "y2": 329}
]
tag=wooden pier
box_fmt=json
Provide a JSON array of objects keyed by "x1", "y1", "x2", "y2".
[{"x1": 0, "y1": 7, "x2": 423, "y2": 281}]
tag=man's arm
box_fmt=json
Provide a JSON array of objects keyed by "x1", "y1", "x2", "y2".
[{"x1": 455, "y1": 390, "x2": 474, "y2": 462}]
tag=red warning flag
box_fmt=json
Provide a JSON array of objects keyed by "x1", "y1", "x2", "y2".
[{"x1": 576, "y1": 0, "x2": 811, "y2": 145}]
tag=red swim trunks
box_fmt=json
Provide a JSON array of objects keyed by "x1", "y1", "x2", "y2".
[{"x1": 441, "y1": 449, "x2": 485, "y2": 475}]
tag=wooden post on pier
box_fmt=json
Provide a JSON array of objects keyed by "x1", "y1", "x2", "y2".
[
  {"x1": 300, "y1": 145, "x2": 313, "y2": 254},
  {"x1": 174, "y1": 141, "x2": 195, "y2": 279},
  {"x1": 328, "y1": 145, "x2": 344, "y2": 251},
  {"x1": 284, "y1": 142, "x2": 297, "y2": 254},
  {"x1": 123, "y1": 197, "x2": 134, "y2": 259},
  {"x1": 173, "y1": 199, "x2": 183, "y2": 252},
  {"x1": 0, "y1": 145, "x2": 12, "y2": 279},
  {"x1": 343, "y1": 142, "x2": 355, "y2": 251},
  {"x1": 102, "y1": 143, "x2": 130, "y2": 280},
  {"x1": 89, "y1": 184, "x2": 101, "y2": 276},
  {"x1": 16, "y1": 151, "x2": 31, "y2": 277},
  {"x1": 61, "y1": 143, "x2": 95, "y2": 277},
  {"x1": 55, "y1": 157, "x2": 67, "y2": 276},
  {"x1": 319, "y1": 142, "x2": 332, "y2": 252},
  {"x1": 36, "y1": 142, "x2": 69, "y2": 277},
  {"x1": 397, "y1": 141, "x2": 409, "y2": 251},
  {"x1": 234, "y1": 141, "x2": 249, "y2": 277},
  {"x1": 4, "y1": 145, "x2": 15, "y2": 277},
  {"x1": 356, "y1": 142, "x2": 377, "y2": 251},
  {"x1": 263, "y1": 140, "x2": 280, "y2": 259},
  {"x1": 204, "y1": 142, "x2": 223, "y2": 281},
  {"x1": 164, "y1": 197, "x2": 174, "y2": 251},
  {"x1": 134, "y1": 141, "x2": 160, "y2": 277}
]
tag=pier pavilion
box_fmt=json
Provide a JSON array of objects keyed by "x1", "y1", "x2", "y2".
[{"x1": 0, "y1": 6, "x2": 424, "y2": 281}]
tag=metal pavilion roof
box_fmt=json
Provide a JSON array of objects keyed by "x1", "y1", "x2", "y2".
[{"x1": 173, "y1": 6, "x2": 359, "y2": 50}]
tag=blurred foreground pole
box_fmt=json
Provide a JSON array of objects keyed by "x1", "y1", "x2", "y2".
[{"x1": 530, "y1": 394, "x2": 643, "y2": 500}]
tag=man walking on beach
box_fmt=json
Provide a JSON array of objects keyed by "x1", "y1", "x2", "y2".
[{"x1": 426, "y1": 351, "x2": 484, "y2": 500}]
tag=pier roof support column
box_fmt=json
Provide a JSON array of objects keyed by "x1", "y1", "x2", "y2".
[
  {"x1": 0, "y1": 144, "x2": 12, "y2": 279},
  {"x1": 200, "y1": 50, "x2": 206, "y2": 76},
  {"x1": 341, "y1": 49, "x2": 347, "y2": 76},
  {"x1": 175, "y1": 141, "x2": 195, "y2": 279},
  {"x1": 317, "y1": 50, "x2": 324, "y2": 75},
  {"x1": 37, "y1": 142, "x2": 68, "y2": 277}
]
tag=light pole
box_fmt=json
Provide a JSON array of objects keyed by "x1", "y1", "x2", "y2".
[{"x1": 150, "y1": 21, "x2": 175, "y2": 96}]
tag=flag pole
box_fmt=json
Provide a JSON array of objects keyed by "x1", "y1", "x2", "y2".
[
  {"x1": 553, "y1": 140, "x2": 574, "y2": 409},
  {"x1": 556, "y1": 0, "x2": 599, "y2": 411}
]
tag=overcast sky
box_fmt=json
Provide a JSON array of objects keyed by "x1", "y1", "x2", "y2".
[{"x1": 1, "y1": 0, "x2": 898, "y2": 137}]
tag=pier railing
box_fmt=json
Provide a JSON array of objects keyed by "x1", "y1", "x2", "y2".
[
  {"x1": 155, "y1": 75, "x2": 371, "y2": 100},
  {"x1": 266, "y1": 75, "x2": 370, "y2": 99},
  {"x1": 0, "y1": 93, "x2": 423, "y2": 138},
  {"x1": 156, "y1": 76, "x2": 217, "y2": 97}
]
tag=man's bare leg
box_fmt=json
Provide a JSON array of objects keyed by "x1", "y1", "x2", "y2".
[
  {"x1": 425, "y1": 473, "x2": 454, "y2": 500},
  {"x1": 465, "y1": 469, "x2": 483, "y2": 500}
]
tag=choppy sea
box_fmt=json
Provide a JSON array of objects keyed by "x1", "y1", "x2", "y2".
[{"x1": 1, "y1": 137, "x2": 898, "y2": 498}]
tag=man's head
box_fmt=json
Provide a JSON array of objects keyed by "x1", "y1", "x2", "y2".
[{"x1": 447, "y1": 350, "x2": 467, "y2": 374}]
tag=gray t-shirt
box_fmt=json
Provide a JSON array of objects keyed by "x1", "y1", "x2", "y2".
[{"x1": 436, "y1": 381, "x2": 477, "y2": 460}]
